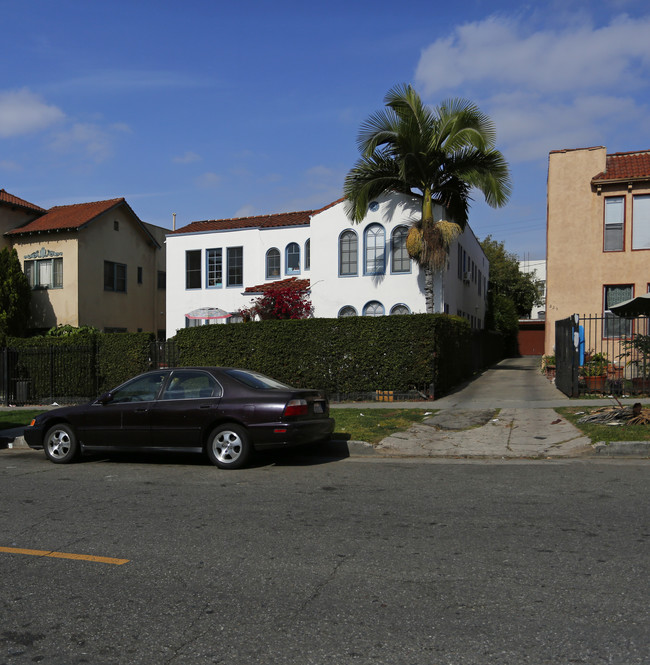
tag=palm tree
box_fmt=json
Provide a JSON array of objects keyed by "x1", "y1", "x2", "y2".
[{"x1": 344, "y1": 84, "x2": 511, "y2": 312}]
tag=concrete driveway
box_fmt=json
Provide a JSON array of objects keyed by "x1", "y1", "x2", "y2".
[{"x1": 335, "y1": 357, "x2": 650, "y2": 459}]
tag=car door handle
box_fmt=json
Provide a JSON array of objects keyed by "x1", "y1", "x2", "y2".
[{"x1": 134, "y1": 408, "x2": 148, "y2": 413}]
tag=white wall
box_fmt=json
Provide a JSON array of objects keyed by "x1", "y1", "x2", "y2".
[
  {"x1": 165, "y1": 224, "x2": 311, "y2": 335},
  {"x1": 165, "y1": 192, "x2": 490, "y2": 337},
  {"x1": 309, "y1": 195, "x2": 426, "y2": 317},
  {"x1": 519, "y1": 259, "x2": 546, "y2": 319}
]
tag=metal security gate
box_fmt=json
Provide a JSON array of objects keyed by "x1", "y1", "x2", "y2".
[{"x1": 555, "y1": 315, "x2": 580, "y2": 397}]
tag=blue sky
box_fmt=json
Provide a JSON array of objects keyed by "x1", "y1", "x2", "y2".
[{"x1": 2, "y1": 0, "x2": 650, "y2": 259}]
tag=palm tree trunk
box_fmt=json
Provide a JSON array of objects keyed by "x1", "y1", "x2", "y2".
[{"x1": 424, "y1": 267, "x2": 434, "y2": 314}]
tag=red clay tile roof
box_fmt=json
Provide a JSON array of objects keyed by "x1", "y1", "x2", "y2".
[
  {"x1": 6, "y1": 198, "x2": 124, "y2": 235},
  {"x1": 172, "y1": 209, "x2": 315, "y2": 235},
  {"x1": 243, "y1": 277, "x2": 310, "y2": 294},
  {"x1": 592, "y1": 150, "x2": 650, "y2": 182},
  {"x1": 0, "y1": 189, "x2": 46, "y2": 213}
]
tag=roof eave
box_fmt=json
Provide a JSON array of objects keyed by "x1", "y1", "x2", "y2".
[{"x1": 591, "y1": 175, "x2": 650, "y2": 187}]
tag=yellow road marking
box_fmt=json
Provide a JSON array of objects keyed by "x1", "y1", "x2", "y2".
[{"x1": 0, "y1": 546, "x2": 129, "y2": 565}]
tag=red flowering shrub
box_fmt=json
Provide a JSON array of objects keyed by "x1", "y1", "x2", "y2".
[{"x1": 240, "y1": 279, "x2": 313, "y2": 320}]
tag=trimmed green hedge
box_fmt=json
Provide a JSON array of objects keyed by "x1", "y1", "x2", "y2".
[
  {"x1": 96, "y1": 332, "x2": 155, "y2": 392},
  {"x1": 173, "y1": 314, "x2": 473, "y2": 396},
  {"x1": 5, "y1": 315, "x2": 491, "y2": 404}
]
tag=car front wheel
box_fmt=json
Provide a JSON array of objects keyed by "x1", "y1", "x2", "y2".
[
  {"x1": 207, "y1": 424, "x2": 251, "y2": 469},
  {"x1": 44, "y1": 423, "x2": 79, "y2": 464}
]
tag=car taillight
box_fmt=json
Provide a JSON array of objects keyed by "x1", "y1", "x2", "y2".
[{"x1": 283, "y1": 399, "x2": 308, "y2": 417}]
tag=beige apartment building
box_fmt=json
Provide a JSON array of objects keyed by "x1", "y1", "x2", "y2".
[
  {"x1": 545, "y1": 147, "x2": 650, "y2": 355},
  {"x1": 1, "y1": 190, "x2": 166, "y2": 336}
]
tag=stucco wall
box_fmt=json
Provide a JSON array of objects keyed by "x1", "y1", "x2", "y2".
[
  {"x1": 165, "y1": 193, "x2": 490, "y2": 337},
  {"x1": 78, "y1": 209, "x2": 165, "y2": 333},
  {"x1": 12, "y1": 234, "x2": 79, "y2": 329},
  {"x1": 545, "y1": 146, "x2": 650, "y2": 354},
  {"x1": 165, "y1": 224, "x2": 311, "y2": 335}
]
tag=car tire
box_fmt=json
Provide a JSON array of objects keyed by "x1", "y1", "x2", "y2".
[
  {"x1": 206, "y1": 424, "x2": 252, "y2": 469},
  {"x1": 44, "y1": 423, "x2": 80, "y2": 464}
]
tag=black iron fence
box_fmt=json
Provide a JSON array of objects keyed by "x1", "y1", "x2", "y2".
[
  {"x1": 1, "y1": 345, "x2": 99, "y2": 406},
  {"x1": 0, "y1": 341, "x2": 178, "y2": 406},
  {"x1": 554, "y1": 314, "x2": 650, "y2": 397}
]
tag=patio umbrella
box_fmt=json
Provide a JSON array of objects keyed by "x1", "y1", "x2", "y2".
[
  {"x1": 185, "y1": 307, "x2": 232, "y2": 320},
  {"x1": 609, "y1": 293, "x2": 650, "y2": 317}
]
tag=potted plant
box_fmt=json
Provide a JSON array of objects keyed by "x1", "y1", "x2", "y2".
[
  {"x1": 620, "y1": 334, "x2": 650, "y2": 394},
  {"x1": 541, "y1": 354, "x2": 556, "y2": 380},
  {"x1": 581, "y1": 351, "x2": 608, "y2": 392}
]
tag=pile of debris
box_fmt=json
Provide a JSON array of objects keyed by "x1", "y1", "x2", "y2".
[{"x1": 578, "y1": 402, "x2": 650, "y2": 426}]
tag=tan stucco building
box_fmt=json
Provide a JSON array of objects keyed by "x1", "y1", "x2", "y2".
[
  {"x1": 1, "y1": 190, "x2": 166, "y2": 336},
  {"x1": 546, "y1": 147, "x2": 650, "y2": 355}
]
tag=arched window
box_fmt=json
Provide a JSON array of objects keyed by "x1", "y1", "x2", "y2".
[
  {"x1": 286, "y1": 242, "x2": 300, "y2": 274},
  {"x1": 339, "y1": 230, "x2": 358, "y2": 276},
  {"x1": 364, "y1": 224, "x2": 385, "y2": 274},
  {"x1": 266, "y1": 248, "x2": 280, "y2": 279},
  {"x1": 363, "y1": 301, "x2": 384, "y2": 317},
  {"x1": 338, "y1": 306, "x2": 357, "y2": 318},
  {"x1": 304, "y1": 239, "x2": 311, "y2": 270},
  {"x1": 391, "y1": 226, "x2": 411, "y2": 273},
  {"x1": 390, "y1": 304, "x2": 410, "y2": 315}
]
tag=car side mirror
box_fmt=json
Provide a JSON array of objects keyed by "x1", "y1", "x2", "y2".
[{"x1": 97, "y1": 392, "x2": 114, "y2": 405}]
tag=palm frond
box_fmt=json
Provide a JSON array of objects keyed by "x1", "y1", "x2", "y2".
[{"x1": 343, "y1": 84, "x2": 511, "y2": 235}]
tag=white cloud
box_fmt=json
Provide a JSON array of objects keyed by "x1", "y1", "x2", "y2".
[
  {"x1": 49, "y1": 123, "x2": 117, "y2": 163},
  {"x1": 415, "y1": 14, "x2": 650, "y2": 96},
  {"x1": 0, "y1": 89, "x2": 65, "y2": 138},
  {"x1": 53, "y1": 70, "x2": 213, "y2": 94},
  {"x1": 234, "y1": 204, "x2": 257, "y2": 218},
  {"x1": 173, "y1": 151, "x2": 202, "y2": 164},
  {"x1": 0, "y1": 159, "x2": 22, "y2": 172},
  {"x1": 196, "y1": 172, "x2": 221, "y2": 188},
  {"x1": 415, "y1": 13, "x2": 650, "y2": 162}
]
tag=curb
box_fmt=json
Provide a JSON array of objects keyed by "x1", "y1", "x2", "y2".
[
  {"x1": 3, "y1": 433, "x2": 650, "y2": 458},
  {"x1": 0, "y1": 431, "x2": 27, "y2": 450},
  {"x1": 590, "y1": 441, "x2": 650, "y2": 457}
]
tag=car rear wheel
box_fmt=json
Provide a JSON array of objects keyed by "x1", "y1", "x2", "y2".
[
  {"x1": 44, "y1": 423, "x2": 79, "y2": 464},
  {"x1": 207, "y1": 424, "x2": 251, "y2": 469}
]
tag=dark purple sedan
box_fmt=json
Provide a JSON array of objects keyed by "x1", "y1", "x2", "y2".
[{"x1": 24, "y1": 367, "x2": 335, "y2": 469}]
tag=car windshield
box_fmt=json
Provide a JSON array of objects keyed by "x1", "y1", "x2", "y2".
[{"x1": 224, "y1": 369, "x2": 292, "y2": 390}]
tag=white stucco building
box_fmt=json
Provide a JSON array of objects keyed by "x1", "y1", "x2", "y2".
[
  {"x1": 165, "y1": 193, "x2": 489, "y2": 336},
  {"x1": 518, "y1": 258, "x2": 546, "y2": 319}
]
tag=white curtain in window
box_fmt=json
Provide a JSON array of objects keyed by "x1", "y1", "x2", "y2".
[
  {"x1": 39, "y1": 260, "x2": 52, "y2": 287},
  {"x1": 633, "y1": 195, "x2": 650, "y2": 249}
]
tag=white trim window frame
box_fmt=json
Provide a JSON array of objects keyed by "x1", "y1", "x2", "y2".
[
  {"x1": 206, "y1": 248, "x2": 223, "y2": 288},
  {"x1": 25, "y1": 257, "x2": 63, "y2": 289},
  {"x1": 266, "y1": 248, "x2": 281, "y2": 279},
  {"x1": 603, "y1": 284, "x2": 633, "y2": 338},
  {"x1": 226, "y1": 247, "x2": 243, "y2": 287},
  {"x1": 363, "y1": 300, "x2": 384, "y2": 317},
  {"x1": 185, "y1": 250, "x2": 202, "y2": 290},
  {"x1": 338, "y1": 305, "x2": 357, "y2": 317},
  {"x1": 339, "y1": 230, "x2": 358, "y2": 276},
  {"x1": 285, "y1": 242, "x2": 300, "y2": 275},
  {"x1": 604, "y1": 196, "x2": 624, "y2": 252},
  {"x1": 364, "y1": 224, "x2": 386, "y2": 275},
  {"x1": 390, "y1": 226, "x2": 411, "y2": 274}
]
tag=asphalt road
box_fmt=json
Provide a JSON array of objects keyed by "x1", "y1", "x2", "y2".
[{"x1": 1, "y1": 448, "x2": 648, "y2": 665}]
